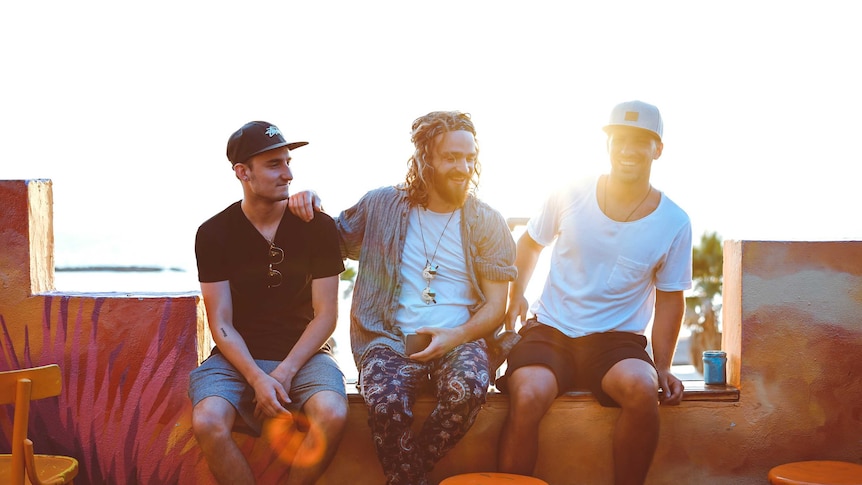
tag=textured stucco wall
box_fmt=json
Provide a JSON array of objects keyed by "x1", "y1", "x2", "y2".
[
  {"x1": 734, "y1": 241, "x2": 862, "y2": 468},
  {"x1": 1, "y1": 179, "x2": 861, "y2": 484}
]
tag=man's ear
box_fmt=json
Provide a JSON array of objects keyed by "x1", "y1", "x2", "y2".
[
  {"x1": 654, "y1": 141, "x2": 664, "y2": 160},
  {"x1": 234, "y1": 163, "x2": 249, "y2": 181}
]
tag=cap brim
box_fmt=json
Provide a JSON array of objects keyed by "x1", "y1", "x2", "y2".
[
  {"x1": 602, "y1": 124, "x2": 661, "y2": 141},
  {"x1": 244, "y1": 141, "x2": 309, "y2": 161}
]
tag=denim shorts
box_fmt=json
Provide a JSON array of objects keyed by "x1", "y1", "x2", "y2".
[{"x1": 188, "y1": 351, "x2": 346, "y2": 436}]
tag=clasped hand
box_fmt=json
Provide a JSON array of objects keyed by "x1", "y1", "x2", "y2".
[{"x1": 251, "y1": 373, "x2": 292, "y2": 420}]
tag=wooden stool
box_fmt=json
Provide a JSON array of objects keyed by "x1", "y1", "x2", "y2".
[
  {"x1": 768, "y1": 460, "x2": 862, "y2": 484},
  {"x1": 440, "y1": 472, "x2": 549, "y2": 485}
]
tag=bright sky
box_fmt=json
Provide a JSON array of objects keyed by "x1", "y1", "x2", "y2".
[{"x1": 2, "y1": 1, "x2": 861, "y2": 273}]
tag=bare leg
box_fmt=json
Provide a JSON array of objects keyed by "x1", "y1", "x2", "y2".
[
  {"x1": 282, "y1": 390, "x2": 348, "y2": 485},
  {"x1": 497, "y1": 366, "x2": 558, "y2": 475},
  {"x1": 192, "y1": 396, "x2": 254, "y2": 485},
  {"x1": 601, "y1": 359, "x2": 660, "y2": 485}
]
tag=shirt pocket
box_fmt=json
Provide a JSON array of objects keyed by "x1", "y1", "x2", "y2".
[{"x1": 606, "y1": 256, "x2": 650, "y2": 292}]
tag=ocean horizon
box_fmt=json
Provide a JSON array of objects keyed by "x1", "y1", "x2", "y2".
[{"x1": 55, "y1": 265, "x2": 199, "y2": 293}]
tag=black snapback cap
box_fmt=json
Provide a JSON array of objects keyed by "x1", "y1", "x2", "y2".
[{"x1": 226, "y1": 121, "x2": 308, "y2": 165}]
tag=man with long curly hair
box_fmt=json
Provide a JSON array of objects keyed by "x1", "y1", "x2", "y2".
[{"x1": 290, "y1": 111, "x2": 516, "y2": 485}]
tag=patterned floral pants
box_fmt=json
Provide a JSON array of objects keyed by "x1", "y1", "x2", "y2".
[{"x1": 359, "y1": 341, "x2": 490, "y2": 485}]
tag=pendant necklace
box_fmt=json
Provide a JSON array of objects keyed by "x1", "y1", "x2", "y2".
[
  {"x1": 417, "y1": 207, "x2": 457, "y2": 304},
  {"x1": 604, "y1": 177, "x2": 653, "y2": 222}
]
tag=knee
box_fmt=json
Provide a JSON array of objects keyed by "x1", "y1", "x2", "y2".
[
  {"x1": 610, "y1": 374, "x2": 659, "y2": 410},
  {"x1": 192, "y1": 405, "x2": 233, "y2": 441},
  {"x1": 365, "y1": 398, "x2": 402, "y2": 423},
  {"x1": 508, "y1": 385, "x2": 554, "y2": 423},
  {"x1": 321, "y1": 398, "x2": 349, "y2": 428},
  {"x1": 446, "y1": 376, "x2": 487, "y2": 409},
  {"x1": 307, "y1": 392, "x2": 349, "y2": 428}
]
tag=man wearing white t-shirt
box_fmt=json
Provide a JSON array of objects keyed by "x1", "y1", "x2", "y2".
[{"x1": 497, "y1": 100, "x2": 693, "y2": 485}]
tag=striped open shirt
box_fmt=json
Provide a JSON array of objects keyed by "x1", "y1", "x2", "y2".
[{"x1": 334, "y1": 186, "x2": 517, "y2": 368}]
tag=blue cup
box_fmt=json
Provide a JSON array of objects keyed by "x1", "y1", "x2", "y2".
[{"x1": 702, "y1": 350, "x2": 727, "y2": 386}]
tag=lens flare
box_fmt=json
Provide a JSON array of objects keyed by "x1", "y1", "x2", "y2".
[{"x1": 262, "y1": 412, "x2": 328, "y2": 470}]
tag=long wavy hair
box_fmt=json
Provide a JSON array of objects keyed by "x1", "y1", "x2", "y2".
[{"x1": 403, "y1": 111, "x2": 481, "y2": 207}]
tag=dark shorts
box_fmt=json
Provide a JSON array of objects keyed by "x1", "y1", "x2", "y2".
[
  {"x1": 497, "y1": 321, "x2": 655, "y2": 407},
  {"x1": 188, "y1": 352, "x2": 347, "y2": 436}
]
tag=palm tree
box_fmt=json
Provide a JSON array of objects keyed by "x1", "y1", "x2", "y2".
[
  {"x1": 685, "y1": 231, "x2": 723, "y2": 374},
  {"x1": 340, "y1": 263, "x2": 357, "y2": 299}
]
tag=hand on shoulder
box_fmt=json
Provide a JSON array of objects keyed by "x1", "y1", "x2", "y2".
[{"x1": 288, "y1": 190, "x2": 322, "y2": 222}]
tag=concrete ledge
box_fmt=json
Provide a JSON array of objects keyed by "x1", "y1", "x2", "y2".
[
  {"x1": 344, "y1": 380, "x2": 740, "y2": 405},
  {"x1": 303, "y1": 379, "x2": 742, "y2": 484}
]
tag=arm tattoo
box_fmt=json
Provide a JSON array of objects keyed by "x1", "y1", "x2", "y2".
[{"x1": 221, "y1": 328, "x2": 228, "y2": 338}]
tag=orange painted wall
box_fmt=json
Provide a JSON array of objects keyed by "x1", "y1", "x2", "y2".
[{"x1": 1, "y1": 179, "x2": 861, "y2": 484}]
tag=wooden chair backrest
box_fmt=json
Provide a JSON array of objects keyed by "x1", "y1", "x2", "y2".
[
  {"x1": 0, "y1": 365, "x2": 62, "y2": 405},
  {"x1": 0, "y1": 364, "x2": 63, "y2": 483}
]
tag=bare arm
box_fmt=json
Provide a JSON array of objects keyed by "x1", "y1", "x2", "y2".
[
  {"x1": 411, "y1": 276, "x2": 509, "y2": 361},
  {"x1": 269, "y1": 275, "x2": 340, "y2": 396},
  {"x1": 652, "y1": 289, "x2": 686, "y2": 405},
  {"x1": 200, "y1": 281, "x2": 290, "y2": 418},
  {"x1": 505, "y1": 232, "x2": 544, "y2": 330}
]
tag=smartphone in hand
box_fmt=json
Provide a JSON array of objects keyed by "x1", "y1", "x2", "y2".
[{"x1": 404, "y1": 332, "x2": 432, "y2": 355}]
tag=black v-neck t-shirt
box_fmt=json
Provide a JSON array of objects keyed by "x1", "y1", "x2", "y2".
[{"x1": 195, "y1": 202, "x2": 345, "y2": 360}]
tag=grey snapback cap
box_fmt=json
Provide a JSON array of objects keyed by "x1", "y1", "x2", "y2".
[{"x1": 602, "y1": 100, "x2": 663, "y2": 141}]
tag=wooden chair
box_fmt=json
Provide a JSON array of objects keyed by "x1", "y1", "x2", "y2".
[{"x1": 0, "y1": 364, "x2": 78, "y2": 485}]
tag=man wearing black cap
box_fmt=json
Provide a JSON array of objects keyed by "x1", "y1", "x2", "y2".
[
  {"x1": 188, "y1": 121, "x2": 348, "y2": 484},
  {"x1": 496, "y1": 101, "x2": 693, "y2": 485}
]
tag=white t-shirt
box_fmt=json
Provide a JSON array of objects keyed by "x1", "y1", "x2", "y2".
[
  {"x1": 527, "y1": 177, "x2": 692, "y2": 337},
  {"x1": 395, "y1": 207, "x2": 472, "y2": 333}
]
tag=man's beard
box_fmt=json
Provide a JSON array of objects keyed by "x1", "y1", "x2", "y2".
[{"x1": 433, "y1": 171, "x2": 470, "y2": 207}]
